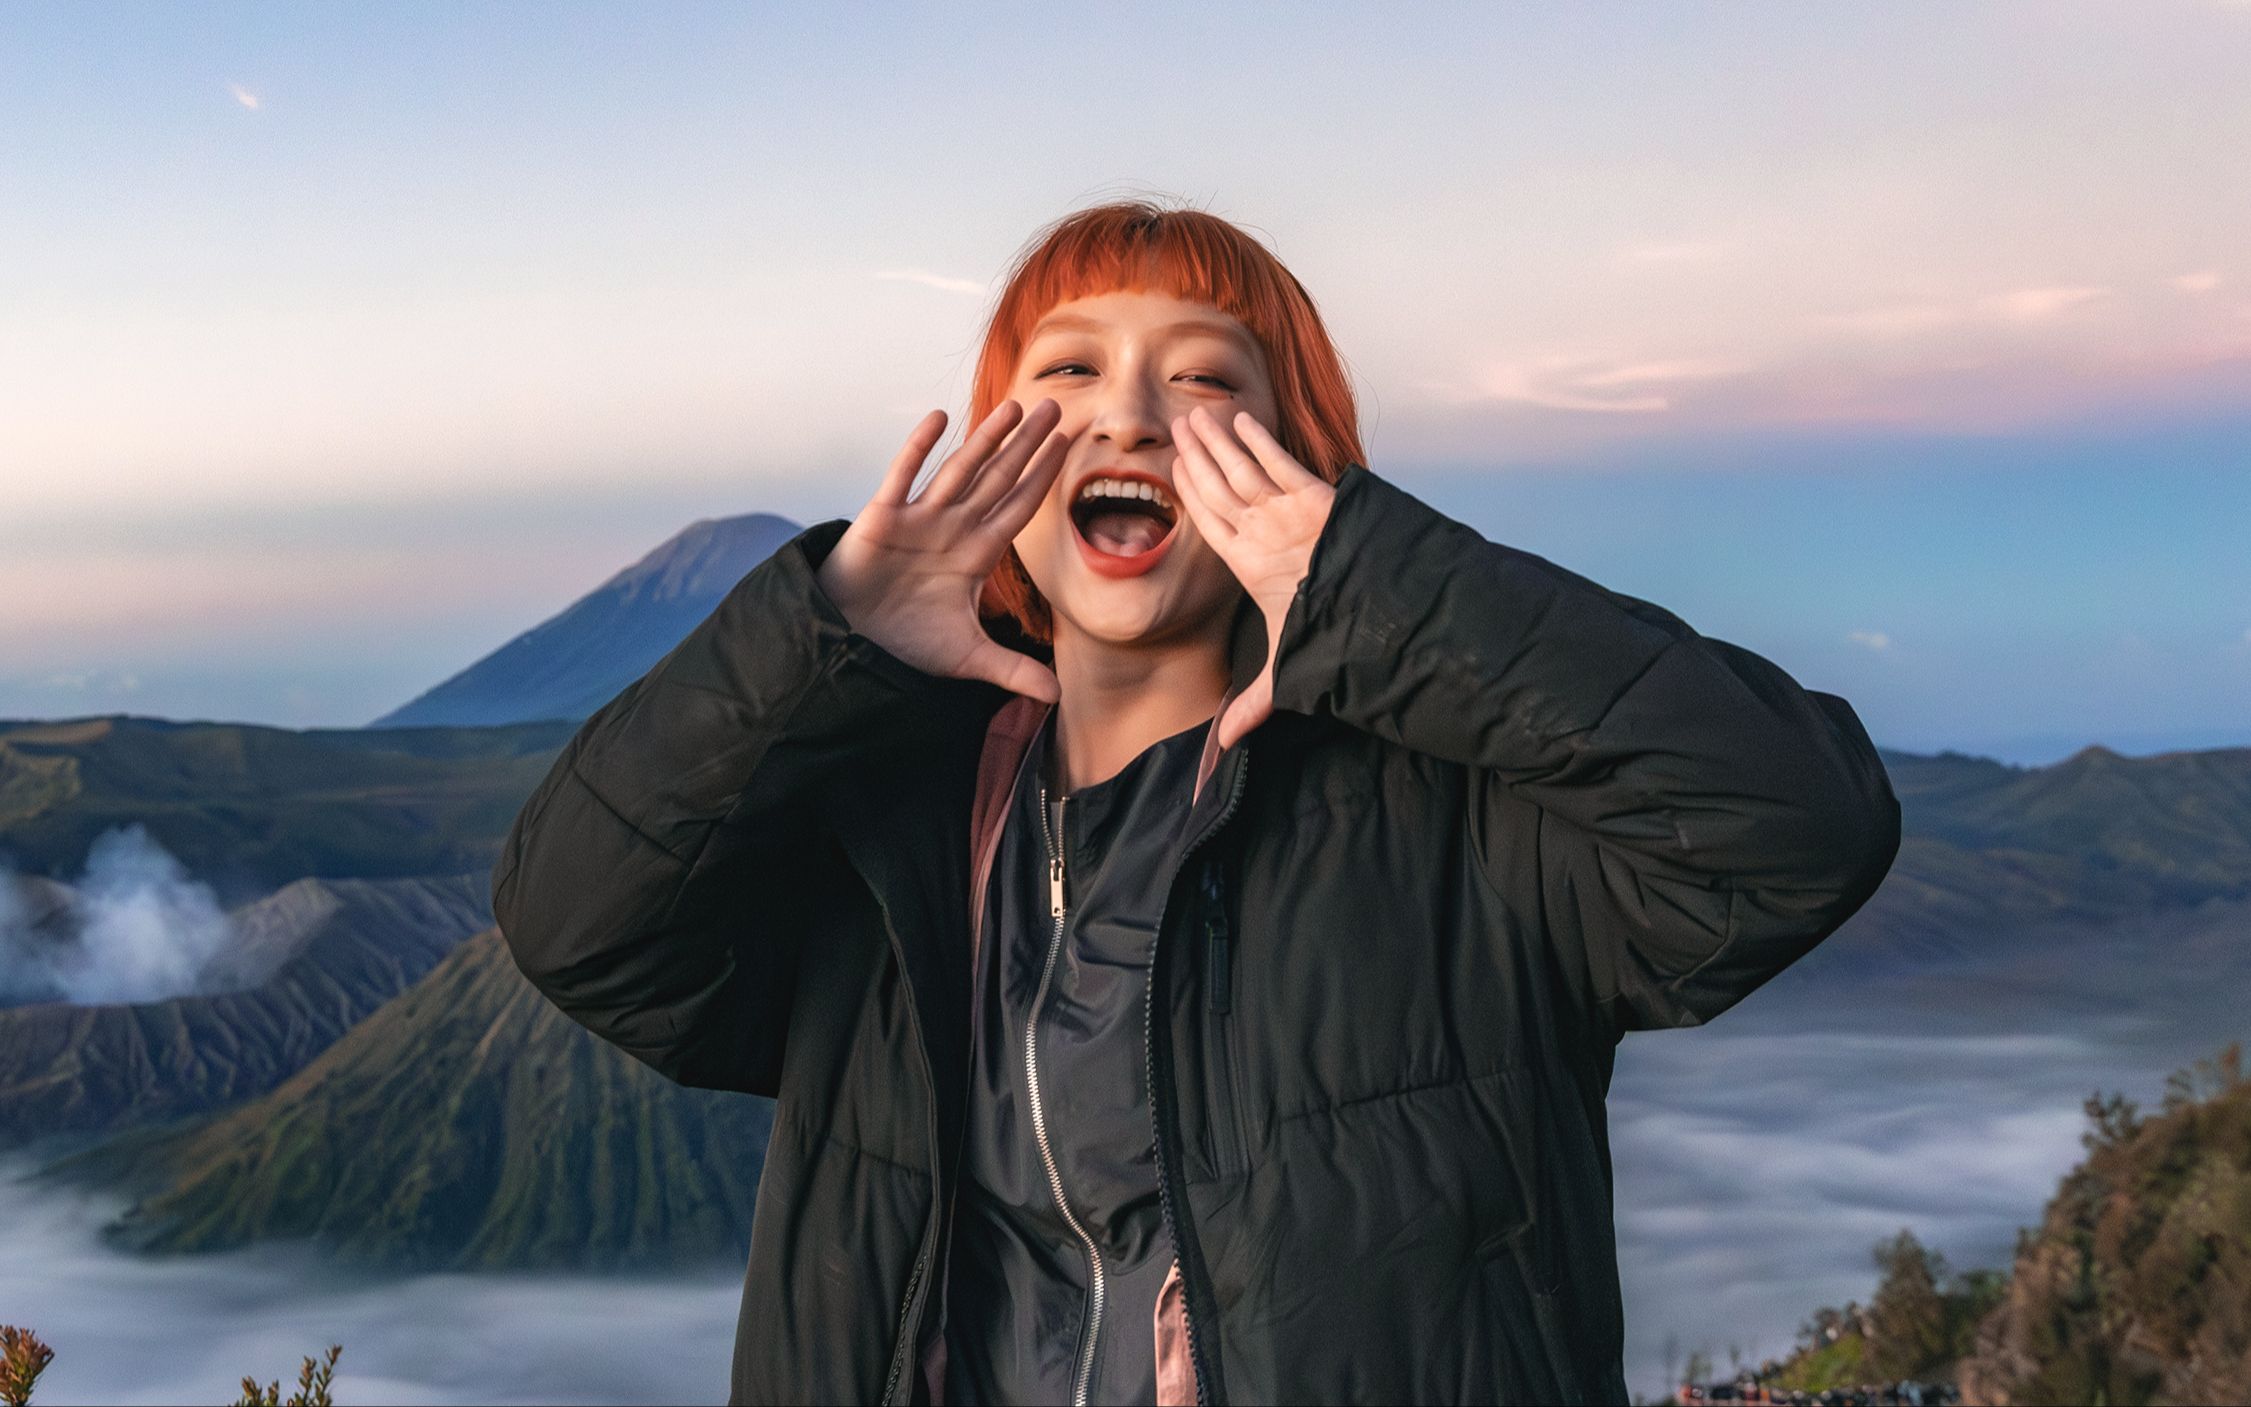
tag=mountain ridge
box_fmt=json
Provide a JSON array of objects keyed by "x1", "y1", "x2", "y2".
[{"x1": 45, "y1": 925, "x2": 771, "y2": 1272}]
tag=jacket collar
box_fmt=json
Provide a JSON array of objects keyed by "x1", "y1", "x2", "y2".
[{"x1": 966, "y1": 591, "x2": 1266, "y2": 957}]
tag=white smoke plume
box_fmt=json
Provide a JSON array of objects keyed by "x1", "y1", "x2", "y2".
[{"x1": 0, "y1": 824, "x2": 237, "y2": 1006}]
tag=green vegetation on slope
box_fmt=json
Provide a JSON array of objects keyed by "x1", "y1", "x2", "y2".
[
  {"x1": 59, "y1": 927, "x2": 771, "y2": 1272},
  {"x1": 1960, "y1": 1043, "x2": 2251, "y2": 1406},
  {"x1": 1761, "y1": 1229, "x2": 2002, "y2": 1392}
]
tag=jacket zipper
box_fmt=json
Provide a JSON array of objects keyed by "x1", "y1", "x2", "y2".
[
  {"x1": 880, "y1": 1244, "x2": 929, "y2": 1405},
  {"x1": 1205, "y1": 860, "x2": 1232, "y2": 1015},
  {"x1": 1145, "y1": 745, "x2": 1252, "y2": 1407},
  {"x1": 1029, "y1": 785, "x2": 1108, "y2": 1407},
  {"x1": 1202, "y1": 856, "x2": 1248, "y2": 1176}
]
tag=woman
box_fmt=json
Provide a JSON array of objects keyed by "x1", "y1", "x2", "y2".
[{"x1": 492, "y1": 200, "x2": 1901, "y2": 1406}]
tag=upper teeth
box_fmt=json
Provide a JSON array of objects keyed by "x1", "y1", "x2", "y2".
[{"x1": 1075, "y1": 477, "x2": 1174, "y2": 511}]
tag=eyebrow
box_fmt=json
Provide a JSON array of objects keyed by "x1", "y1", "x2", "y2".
[{"x1": 1026, "y1": 311, "x2": 1261, "y2": 359}]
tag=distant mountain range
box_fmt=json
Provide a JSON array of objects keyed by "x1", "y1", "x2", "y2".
[
  {"x1": 0, "y1": 714, "x2": 575, "y2": 906},
  {"x1": 368, "y1": 511, "x2": 802, "y2": 728},
  {"x1": 1814, "y1": 743, "x2": 2251, "y2": 979},
  {"x1": 14, "y1": 732, "x2": 2244, "y2": 1273}
]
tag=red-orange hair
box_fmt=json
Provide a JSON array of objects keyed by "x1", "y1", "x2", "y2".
[{"x1": 970, "y1": 199, "x2": 1366, "y2": 650}]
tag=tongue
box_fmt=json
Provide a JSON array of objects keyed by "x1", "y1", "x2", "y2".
[{"x1": 1086, "y1": 510, "x2": 1166, "y2": 557}]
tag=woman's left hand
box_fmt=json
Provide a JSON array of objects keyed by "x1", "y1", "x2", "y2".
[{"x1": 1171, "y1": 404, "x2": 1337, "y2": 752}]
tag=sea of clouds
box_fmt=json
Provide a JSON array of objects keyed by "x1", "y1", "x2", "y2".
[
  {"x1": 0, "y1": 1013, "x2": 2203, "y2": 1405},
  {"x1": 2, "y1": 829, "x2": 2240, "y2": 1403}
]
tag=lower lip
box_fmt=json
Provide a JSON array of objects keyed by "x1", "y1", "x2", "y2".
[{"x1": 1072, "y1": 510, "x2": 1180, "y2": 578}]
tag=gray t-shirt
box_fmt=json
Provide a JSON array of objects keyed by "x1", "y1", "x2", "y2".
[{"x1": 943, "y1": 709, "x2": 1209, "y2": 1405}]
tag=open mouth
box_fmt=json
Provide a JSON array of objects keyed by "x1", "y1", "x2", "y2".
[{"x1": 1069, "y1": 476, "x2": 1179, "y2": 560}]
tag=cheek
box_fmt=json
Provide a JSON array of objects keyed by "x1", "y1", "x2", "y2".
[
  {"x1": 1023, "y1": 484, "x2": 1071, "y2": 539},
  {"x1": 1011, "y1": 490, "x2": 1072, "y2": 576}
]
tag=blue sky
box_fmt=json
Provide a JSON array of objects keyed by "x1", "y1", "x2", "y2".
[{"x1": 2, "y1": 1, "x2": 2247, "y2": 763}]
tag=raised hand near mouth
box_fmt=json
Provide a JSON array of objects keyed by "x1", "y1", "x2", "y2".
[
  {"x1": 817, "y1": 398, "x2": 1073, "y2": 703},
  {"x1": 1170, "y1": 404, "x2": 1337, "y2": 752}
]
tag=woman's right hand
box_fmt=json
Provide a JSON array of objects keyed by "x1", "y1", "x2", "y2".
[{"x1": 816, "y1": 397, "x2": 1071, "y2": 703}]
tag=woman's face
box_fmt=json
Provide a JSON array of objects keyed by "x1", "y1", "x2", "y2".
[{"x1": 1005, "y1": 289, "x2": 1282, "y2": 653}]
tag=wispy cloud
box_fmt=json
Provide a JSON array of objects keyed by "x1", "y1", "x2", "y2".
[
  {"x1": 1463, "y1": 354, "x2": 1741, "y2": 414},
  {"x1": 872, "y1": 267, "x2": 985, "y2": 296},
  {"x1": 227, "y1": 83, "x2": 260, "y2": 111},
  {"x1": 1575, "y1": 358, "x2": 1741, "y2": 389},
  {"x1": 33, "y1": 669, "x2": 138, "y2": 693},
  {"x1": 1848, "y1": 629, "x2": 1893, "y2": 651},
  {"x1": 1824, "y1": 285, "x2": 2112, "y2": 336},
  {"x1": 2171, "y1": 270, "x2": 2223, "y2": 294},
  {"x1": 1977, "y1": 285, "x2": 2111, "y2": 320}
]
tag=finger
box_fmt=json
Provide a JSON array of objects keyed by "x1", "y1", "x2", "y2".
[
  {"x1": 916, "y1": 399, "x2": 1024, "y2": 505},
  {"x1": 1189, "y1": 405, "x2": 1282, "y2": 503},
  {"x1": 926, "y1": 398, "x2": 1060, "y2": 507},
  {"x1": 1231, "y1": 411, "x2": 1325, "y2": 488},
  {"x1": 1169, "y1": 449, "x2": 1240, "y2": 547},
  {"x1": 973, "y1": 424, "x2": 1071, "y2": 533},
  {"x1": 1216, "y1": 674, "x2": 1274, "y2": 752},
  {"x1": 874, "y1": 409, "x2": 948, "y2": 507},
  {"x1": 956, "y1": 399, "x2": 1062, "y2": 516},
  {"x1": 1173, "y1": 413, "x2": 1249, "y2": 517},
  {"x1": 963, "y1": 638, "x2": 1060, "y2": 704}
]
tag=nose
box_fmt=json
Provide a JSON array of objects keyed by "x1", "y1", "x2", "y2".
[{"x1": 1083, "y1": 364, "x2": 1171, "y2": 457}]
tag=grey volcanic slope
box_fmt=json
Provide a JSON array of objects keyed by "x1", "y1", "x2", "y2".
[
  {"x1": 55, "y1": 926, "x2": 772, "y2": 1274},
  {"x1": 0, "y1": 873, "x2": 492, "y2": 1155},
  {"x1": 370, "y1": 512, "x2": 802, "y2": 728}
]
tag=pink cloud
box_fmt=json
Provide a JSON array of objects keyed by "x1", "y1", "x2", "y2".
[
  {"x1": 1465, "y1": 354, "x2": 1743, "y2": 414},
  {"x1": 1977, "y1": 285, "x2": 2111, "y2": 320}
]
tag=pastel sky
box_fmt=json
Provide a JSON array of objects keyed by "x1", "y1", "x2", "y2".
[{"x1": 2, "y1": 1, "x2": 2247, "y2": 763}]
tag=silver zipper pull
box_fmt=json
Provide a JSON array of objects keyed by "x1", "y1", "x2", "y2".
[{"x1": 1049, "y1": 795, "x2": 1068, "y2": 918}]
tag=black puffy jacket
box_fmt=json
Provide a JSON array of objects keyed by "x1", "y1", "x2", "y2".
[{"x1": 492, "y1": 462, "x2": 1901, "y2": 1405}]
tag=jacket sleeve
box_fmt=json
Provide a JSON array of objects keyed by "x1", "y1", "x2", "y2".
[
  {"x1": 490, "y1": 517, "x2": 955, "y2": 1095},
  {"x1": 1267, "y1": 464, "x2": 1901, "y2": 1036}
]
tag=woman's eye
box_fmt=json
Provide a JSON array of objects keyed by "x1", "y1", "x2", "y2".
[{"x1": 1033, "y1": 364, "x2": 1232, "y2": 389}]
